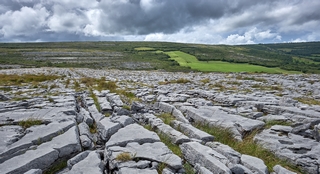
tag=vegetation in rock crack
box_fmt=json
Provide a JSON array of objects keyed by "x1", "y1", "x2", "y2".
[
  {"x1": 89, "y1": 89, "x2": 101, "y2": 112},
  {"x1": 157, "y1": 162, "x2": 168, "y2": 173},
  {"x1": 194, "y1": 123, "x2": 303, "y2": 173},
  {"x1": 158, "y1": 133, "x2": 183, "y2": 158},
  {"x1": 264, "y1": 120, "x2": 292, "y2": 129},
  {"x1": 0, "y1": 74, "x2": 60, "y2": 86},
  {"x1": 97, "y1": 80, "x2": 117, "y2": 92},
  {"x1": 184, "y1": 162, "x2": 196, "y2": 174},
  {"x1": 122, "y1": 105, "x2": 131, "y2": 110},
  {"x1": 294, "y1": 97, "x2": 320, "y2": 106},
  {"x1": 200, "y1": 78, "x2": 210, "y2": 84},
  {"x1": 115, "y1": 152, "x2": 133, "y2": 162},
  {"x1": 19, "y1": 118, "x2": 43, "y2": 129},
  {"x1": 43, "y1": 159, "x2": 67, "y2": 174},
  {"x1": 156, "y1": 113, "x2": 175, "y2": 125},
  {"x1": 89, "y1": 122, "x2": 97, "y2": 134}
]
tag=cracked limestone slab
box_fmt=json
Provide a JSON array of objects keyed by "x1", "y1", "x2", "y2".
[
  {"x1": 180, "y1": 142, "x2": 232, "y2": 173},
  {"x1": 105, "y1": 124, "x2": 160, "y2": 148},
  {"x1": 107, "y1": 142, "x2": 182, "y2": 171}
]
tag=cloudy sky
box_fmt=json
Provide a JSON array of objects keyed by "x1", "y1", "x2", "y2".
[{"x1": 0, "y1": 0, "x2": 319, "y2": 44}]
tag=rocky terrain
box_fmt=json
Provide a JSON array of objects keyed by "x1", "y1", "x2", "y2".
[{"x1": 0, "y1": 68, "x2": 320, "y2": 174}]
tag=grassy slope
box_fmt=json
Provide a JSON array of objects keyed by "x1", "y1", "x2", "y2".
[
  {"x1": 0, "y1": 41, "x2": 320, "y2": 73},
  {"x1": 167, "y1": 51, "x2": 299, "y2": 73}
]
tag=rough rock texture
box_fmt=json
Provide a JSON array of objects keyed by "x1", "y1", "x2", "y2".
[
  {"x1": 180, "y1": 142, "x2": 232, "y2": 173},
  {"x1": 2, "y1": 68, "x2": 320, "y2": 174}
]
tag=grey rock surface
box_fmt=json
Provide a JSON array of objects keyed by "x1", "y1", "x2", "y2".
[
  {"x1": 241, "y1": 154, "x2": 269, "y2": 174},
  {"x1": 180, "y1": 142, "x2": 232, "y2": 173},
  {"x1": 67, "y1": 151, "x2": 104, "y2": 174},
  {"x1": 105, "y1": 124, "x2": 160, "y2": 148}
]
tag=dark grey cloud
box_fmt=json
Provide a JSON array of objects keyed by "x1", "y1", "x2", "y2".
[
  {"x1": 98, "y1": 0, "x2": 227, "y2": 35},
  {"x1": 0, "y1": 0, "x2": 319, "y2": 44}
]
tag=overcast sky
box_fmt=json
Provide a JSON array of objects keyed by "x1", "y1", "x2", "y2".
[{"x1": 0, "y1": 0, "x2": 319, "y2": 44}]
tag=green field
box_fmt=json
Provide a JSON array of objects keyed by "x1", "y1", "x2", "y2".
[
  {"x1": 0, "y1": 41, "x2": 320, "y2": 73},
  {"x1": 166, "y1": 51, "x2": 299, "y2": 73}
]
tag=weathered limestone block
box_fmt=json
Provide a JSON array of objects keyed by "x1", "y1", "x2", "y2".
[
  {"x1": 23, "y1": 169, "x2": 42, "y2": 174},
  {"x1": 97, "y1": 117, "x2": 122, "y2": 141},
  {"x1": 67, "y1": 151, "x2": 104, "y2": 174},
  {"x1": 107, "y1": 93, "x2": 123, "y2": 107},
  {"x1": 180, "y1": 142, "x2": 232, "y2": 173},
  {"x1": 273, "y1": 165, "x2": 297, "y2": 174},
  {"x1": 0, "y1": 120, "x2": 75, "y2": 163},
  {"x1": 110, "y1": 115, "x2": 135, "y2": 127},
  {"x1": 154, "y1": 123, "x2": 190, "y2": 145},
  {"x1": 117, "y1": 167, "x2": 158, "y2": 174},
  {"x1": 241, "y1": 155, "x2": 269, "y2": 174},
  {"x1": 172, "y1": 120, "x2": 214, "y2": 143},
  {"x1": 105, "y1": 124, "x2": 160, "y2": 148},
  {"x1": 206, "y1": 142, "x2": 241, "y2": 165},
  {"x1": 107, "y1": 142, "x2": 182, "y2": 171},
  {"x1": 67, "y1": 151, "x2": 90, "y2": 169},
  {"x1": 181, "y1": 106, "x2": 265, "y2": 141}
]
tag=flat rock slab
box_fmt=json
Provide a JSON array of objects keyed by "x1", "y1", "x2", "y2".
[
  {"x1": 206, "y1": 142, "x2": 241, "y2": 165},
  {"x1": 181, "y1": 106, "x2": 265, "y2": 140},
  {"x1": 154, "y1": 123, "x2": 190, "y2": 145},
  {"x1": 97, "y1": 117, "x2": 122, "y2": 141},
  {"x1": 67, "y1": 151, "x2": 104, "y2": 174},
  {"x1": 254, "y1": 127, "x2": 320, "y2": 174},
  {"x1": 117, "y1": 167, "x2": 158, "y2": 174},
  {"x1": 107, "y1": 142, "x2": 182, "y2": 170},
  {"x1": 105, "y1": 124, "x2": 160, "y2": 148},
  {"x1": 180, "y1": 142, "x2": 232, "y2": 174},
  {"x1": 172, "y1": 120, "x2": 214, "y2": 143},
  {"x1": 241, "y1": 154, "x2": 269, "y2": 174},
  {"x1": 0, "y1": 120, "x2": 75, "y2": 163},
  {"x1": 0, "y1": 126, "x2": 81, "y2": 174}
]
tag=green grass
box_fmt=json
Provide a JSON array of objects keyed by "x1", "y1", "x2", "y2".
[
  {"x1": 134, "y1": 47, "x2": 155, "y2": 51},
  {"x1": 166, "y1": 51, "x2": 300, "y2": 74},
  {"x1": 294, "y1": 97, "x2": 320, "y2": 106},
  {"x1": 194, "y1": 123, "x2": 302, "y2": 173},
  {"x1": 0, "y1": 74, "x2": 60, "y2": 86},
  {"x1": 156, "y1": 113, "x2": 175, "y2": 125},
  {"x1": 265, "y1": 120, "x2": 292, "y2": 129},
  {"x1": 115, "y1": 152, "x2": 133, "y2": 162},
  {"x1": 44, "y1": 159, "x2": 67, "y2": 174},
  {"x1": 19, "y1": 118, "x2": 43, "y2": 129}
]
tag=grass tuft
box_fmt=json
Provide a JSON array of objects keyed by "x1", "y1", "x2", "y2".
[
  {"x1": 19, "y1": 118, "x2": 43, "y2": 129},
  {"x1": 115, "y1": 152, "x2": 133, "y2": 162},
  {"x1": 194, "y1": 123, "x2": 302, "y2": 173}
]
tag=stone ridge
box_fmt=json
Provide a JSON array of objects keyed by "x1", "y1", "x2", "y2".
[{"x1": 0, "y1": 67, "x2": 319, "y2": 173}]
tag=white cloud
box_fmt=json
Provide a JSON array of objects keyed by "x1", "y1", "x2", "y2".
[{"x1": 0, "y1": 4, "x2": 49, "y2": 38}]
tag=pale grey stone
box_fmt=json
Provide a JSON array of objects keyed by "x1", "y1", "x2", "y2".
[
  {"x1": 230, "y1": 164, "x2": 253, "y2": 174},
  {"x1": 107, "y1": 93, "x2": 123, "y2": 107},
  {"x1": 0, "y1": 120, "x2": 75, "y2": 163},
  {"x1": 97, "y1": 97, "x2": 112, "y2": 113},
  {"x1": 181, "y1": 106, "x2": 265, "y2": 140},
  {"x1": 67, "y1": 151, "x2": 104, "y2": 174},
  {"x1": 23, "y1": 169, "x2": 42, "y2": 174},
  {"x1": 110, "y1": 115, "x2": 135, "y2": 127},
  {"x1": 194, "y1": 163, "x2": 213, "y2": 174},
  {"x1": 172, "y1": 120, "x2": 214, "y2": 143},
  {"x1": 154, "y1": 123, "x2": 190, "y2": 145},
  {"x1": 241, "y1": 155, "x2": 269, "y2": 174},
  {"x1": 206, "y1": 142, "x2": 241, "y2": 165},
  {"x1": 80, "y1": 135, "x2": 92, "y2": 149},
  {"x1": 180, "y1": 142, "x2": 232, "y2": 173},
  {"x1": 67, "y1": 151, "x2": 90, "y2": 169},
  {"x1": 0, "y1": 144, "x2": 59, "y2": 174},
  {"x1": 78, "y1": 122, "x2": 93, "y2": 140},
  {"x1": 107, "y1": 142, "x2": 182, "y2": 170},
  {"x1": 105, "y1": 124, "x2": 160, "y2": 148},
  {"x1": 97, "y1": 118, "x2": 122, "y2": 141},
  {"x1": 117, "y1": 167, "x2": 158, "y2": 174},
  {"x1": 273, "y1": 165, "x2": 297, "y2": 174},
  {"x1": 117, "y1": 160, "x2": 150, "y2": 169}
]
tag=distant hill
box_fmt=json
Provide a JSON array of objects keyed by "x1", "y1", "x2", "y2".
[{"x1": 0, "y1": 41, "x2": 319, "y2": 73}]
